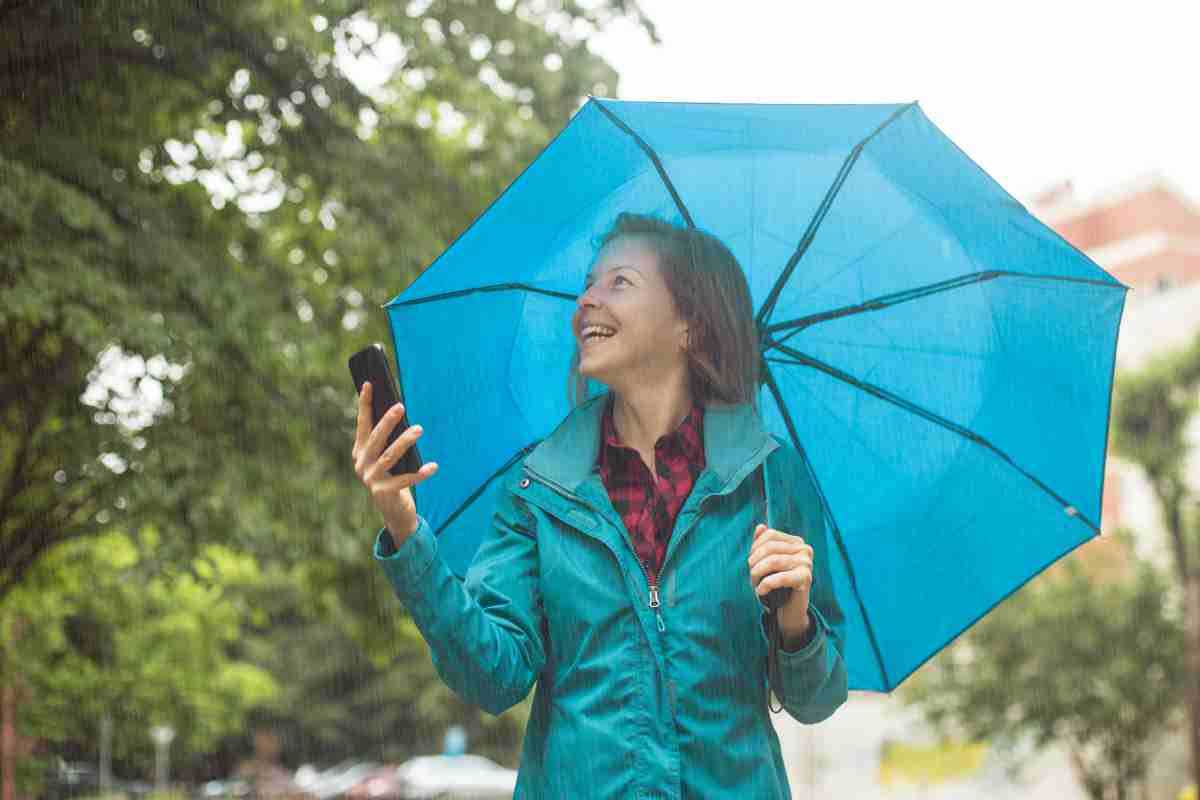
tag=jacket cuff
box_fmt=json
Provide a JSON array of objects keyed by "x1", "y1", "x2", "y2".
[
  {"x1": 373, "y1": 517, "x2": 438, "y2": 606},
  {"x1": 760, "y1": 605, "x2": 827, "y2": 663}
]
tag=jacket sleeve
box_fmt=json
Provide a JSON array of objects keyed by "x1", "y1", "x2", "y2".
[
  {"x1": 757, "y1": 465, "x2": 849, "y2": 724},
  {"x1": 372, "y1": 480, "x2": 546, "y2": 716}
]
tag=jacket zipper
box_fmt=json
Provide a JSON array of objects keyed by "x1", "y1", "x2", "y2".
[
  {"x1": 638, "y1": 557, "x2": 665, "y2": 632},
  {"x1": 524, "y1": 467, "x2": 666, "y2": 632}
]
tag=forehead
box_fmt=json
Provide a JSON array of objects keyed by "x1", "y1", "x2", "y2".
[{"x1": 587, "y1": 236, "x2": 659, "y2": 279}]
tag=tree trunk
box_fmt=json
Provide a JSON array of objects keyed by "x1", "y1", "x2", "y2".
[{"x1": 1186, "y1": 572, "x2": 1200, "y2": 800}]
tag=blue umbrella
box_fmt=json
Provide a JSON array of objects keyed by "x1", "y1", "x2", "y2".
[{"x1": 381, "y1": 97, "x2": 1129, "y2": 692}]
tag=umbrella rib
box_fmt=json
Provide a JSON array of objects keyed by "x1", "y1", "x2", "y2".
[
  {"x1": 761, "y1": 269, "x2": 1125, "y2": 346},
  {"x1": 591, "y1": 98, "x2": 695, "y2": 229},
  {"x1": 755, "y1": 102, "x2": 918, "y2": 331},
  {"x1": 430, "y1": 441, "x2": 542, "y2": 545},
  {"x1": 760, "y1": 362, "x2": 893, "y2": 690},
  {"x1": 388, "y1": 283, "x2": 578, "y2": 307},
  {"x1": 764, "y1": 341, "x2": 1102, "y2": 536}
]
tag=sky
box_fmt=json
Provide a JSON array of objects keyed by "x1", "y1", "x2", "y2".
[{"x1": 584, "y1": 0, "x2": 1200, "y2": 209}]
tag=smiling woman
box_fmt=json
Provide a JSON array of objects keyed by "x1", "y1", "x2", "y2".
[
  {"x1": 567, "y1": 212, "x2": 763, "y2": 414},
  {"x1": 365, "y1": 205, "x2": 849, "y2": 798}
]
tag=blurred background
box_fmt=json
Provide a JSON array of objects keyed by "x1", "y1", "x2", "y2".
[{"x1": 2, "y1": 1, "x2": 1197, "y2": 799}]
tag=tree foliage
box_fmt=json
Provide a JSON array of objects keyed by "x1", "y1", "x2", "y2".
[
  {"x1": 897, "y1": 328, "x2": 1200, "y2": 800},
  {"x1": 898, "y1": 534, "x2": 1186, "y2": 800},
  {"x1": 0, "y1": 527, "x2": 278, "y2": 794},
  {"x1": 1, "y1": 0, "x2": 654, "y2": 789},
  {"x1": 0, "y1": 0, "x2": 653, "y2": 597}
]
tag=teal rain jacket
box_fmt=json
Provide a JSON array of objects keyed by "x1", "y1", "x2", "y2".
[{"x1": 373, "y1": 392, "x2": 848, "y2": 799}]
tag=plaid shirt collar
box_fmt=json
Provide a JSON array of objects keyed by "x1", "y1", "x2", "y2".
[{"x1": 596, "y1": 392, "x2": 705, "y2": 476}]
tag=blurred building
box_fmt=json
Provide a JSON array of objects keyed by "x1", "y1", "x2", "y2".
[{"x1": 1031, "y1": 173, "x2": 1200, "y2": 294}]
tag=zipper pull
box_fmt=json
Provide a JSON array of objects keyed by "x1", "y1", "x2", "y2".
[{"x1": 648, "y1": 583, "x2": 665, "y2": 631}]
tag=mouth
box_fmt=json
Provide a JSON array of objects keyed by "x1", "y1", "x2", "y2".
[
  {"x1": 581, "y1": 333, "x2": 616, "y2": 347},
  {"x1": 580, "y1": 325, "x2": 618, "y2": 347}
]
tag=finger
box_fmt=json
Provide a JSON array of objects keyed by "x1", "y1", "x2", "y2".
[
  {"x1": 756, "y1": 568, "x2": 808, "y2": 596},
  {"x1": 752, "y1": 530, "x2": 808, "y2": 556},
  {"x1": 365, "y1": 402, "x2": 407, "y2": 464},
  {"x1": 749, "y1": 524, "x2": 772, "y2": 559},
  {"x1": 374, "y1": 423, "x2": 424, "y2": 473},
  {"x1": 374, "y1": 460, "x2": 440, "y2": 492},
  {"x1": 755, "y1": 571, "x2": 781, "y2": 596},
  {"x1": 354, "y1": 381, "x2": 373, "y2": 451},
  {"x1": 749, "y1": 537, "x2": 806, "y2": 567},
  {"x1": 750, "y1": 552, "x2": 809, "y2": 584},
  {"x1": 750, "y1": 552, "x2": 789, "y2": 583}
]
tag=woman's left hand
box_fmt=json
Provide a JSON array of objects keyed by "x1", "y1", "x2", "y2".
[{"x1": 748, "y1": 523, "x2": 813, "y2": 643}]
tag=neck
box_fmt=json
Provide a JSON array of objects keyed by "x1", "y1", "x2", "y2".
[{"x1": 610, "y1": 378, "x2": 694, "y2": 456}]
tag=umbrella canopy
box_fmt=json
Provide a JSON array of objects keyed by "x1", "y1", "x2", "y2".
[{"x1": 382, "y1": 97, "x2": 1129, "y2": 692}]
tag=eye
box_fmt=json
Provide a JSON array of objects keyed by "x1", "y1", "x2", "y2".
[{"x1": 583, "y1": 274, "x2": 631, "y2": 291}]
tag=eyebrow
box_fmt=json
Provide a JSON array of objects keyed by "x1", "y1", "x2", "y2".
[{"x1": 584, "y1": 265, "x2": 643, "y2": 284}]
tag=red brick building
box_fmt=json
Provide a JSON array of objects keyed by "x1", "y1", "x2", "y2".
[{"x1": 1030, "y1": 173, "x2": 1200, "y2": 293}]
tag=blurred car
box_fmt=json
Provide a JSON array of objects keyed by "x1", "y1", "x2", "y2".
[
  {"x1": 296, "y1": 760, "x2": 380, "y2": 800},
  {"x1": 394, "y1": 754, "x2": 517, "y2": 800},
  {"x1": 342, "y1": 765, "x2": 404, "y2": 800},
  {"x1": 198, "y1": 778, "x2": 251, "y2": 799},
  {"x1": 45, "y1": 760, "x2": 98, "y2": 800}
]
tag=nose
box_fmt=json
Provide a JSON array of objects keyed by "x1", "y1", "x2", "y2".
[{"x1": 576, "y1": 284, "x2": 600, "y2": 312}]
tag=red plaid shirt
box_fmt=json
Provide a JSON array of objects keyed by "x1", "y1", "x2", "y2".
[{"x1": 595, "y1": 392, "x2": 705, "y2": 589}]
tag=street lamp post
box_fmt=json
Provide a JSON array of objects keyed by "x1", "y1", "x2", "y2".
[{"x1": 149, "y1": 724, "x2": 175, "y2": 793}]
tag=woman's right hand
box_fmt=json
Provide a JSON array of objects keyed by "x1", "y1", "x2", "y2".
[{"x1": 352, "y1": 381, "x2": 439, "y2": 548}]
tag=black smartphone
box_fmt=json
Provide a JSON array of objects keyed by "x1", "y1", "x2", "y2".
[{"x1": 349, "y1": 344, "x2": 423, "y2": 477}]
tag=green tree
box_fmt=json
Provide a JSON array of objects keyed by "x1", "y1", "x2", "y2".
[
  {"x1": 1, "y1": 0, "x2": 655, "y2": 788},
  {"x1": 898, "y1": 534, "x2": 1185, "y2": 800},
  {"x1": 1109, "y1": 334, "x2": 1200, "y2": 799},
  {"x1": 0, "y1": 528, "x2": 277, "y2": 797},
  {"x1": 0, "y1": 0, "x2": 654, "y2": 597},
  {"x1": 212, "y1": 556, "x2": 533, "y2": 772}
]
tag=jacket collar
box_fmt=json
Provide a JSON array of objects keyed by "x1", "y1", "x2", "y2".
[{"x1": 525, "y1": 392, "x2": 777, "y2": 494}]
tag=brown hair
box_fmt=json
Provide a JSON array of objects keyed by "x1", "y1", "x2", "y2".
[{"x1": 567, "y1": 212, "x2": 762, "y2": 413}]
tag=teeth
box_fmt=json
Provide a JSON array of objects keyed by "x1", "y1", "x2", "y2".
[{"x1": 583, "y1": 325, "x2": 617, "y2": 340}]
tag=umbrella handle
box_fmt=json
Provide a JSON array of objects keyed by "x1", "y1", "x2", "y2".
[{"x1": 762, "y1": 586, "x2": 792, "y2": 612}]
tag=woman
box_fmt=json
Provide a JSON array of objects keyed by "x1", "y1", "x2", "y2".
[{"x1": 352, "y1": 213, "x2": 848, "y2": 798}]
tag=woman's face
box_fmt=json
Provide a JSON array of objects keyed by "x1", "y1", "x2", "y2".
[{"x1": 573, "y1": 234, "x2": 689, "y2": 390}]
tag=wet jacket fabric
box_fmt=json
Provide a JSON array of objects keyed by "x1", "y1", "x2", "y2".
[{"x1": 373, "y1": 392, "x2": 849, "y2": 799}]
